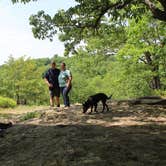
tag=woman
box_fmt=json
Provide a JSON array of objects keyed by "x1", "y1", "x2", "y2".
[{"x1": 58, "y1": 62, "x2": 72, "y2": 109}]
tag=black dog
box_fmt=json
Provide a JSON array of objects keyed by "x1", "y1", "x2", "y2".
[{"x1": 82, "y1": 93, "x2": 112, "y2": 113}]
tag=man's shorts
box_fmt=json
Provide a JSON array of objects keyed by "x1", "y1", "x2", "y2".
[{"x1": 49, "y1": 87, "x2": 60, "y2": 97}]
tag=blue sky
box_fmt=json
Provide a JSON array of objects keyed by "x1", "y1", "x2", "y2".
[{"x1": 0, "y1": 0, "x2": 76, "y2": 65}]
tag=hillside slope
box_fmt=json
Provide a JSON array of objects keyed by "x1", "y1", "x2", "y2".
[{"x1": 0, "y1": 103, "x2": 166, "y2": 166}]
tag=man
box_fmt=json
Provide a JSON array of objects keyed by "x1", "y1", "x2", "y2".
[
  {"x1": 44, "y1": 61, "x2": 60, "y2": 108},
  {"x1": 58, "y1": 62, "x2": 72, "y2": 109}
]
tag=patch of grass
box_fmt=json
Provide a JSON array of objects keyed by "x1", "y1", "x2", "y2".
[
  {"x1": 21, "y1": 112, "x2": 40, "y2": 121},
  {"x1": 0, "y1": 105, "x2": 48, "y2": 113},
  {"x1": 0, "y1": 114, "x2": 11, "y2": 118},
  {"x1": 0, "y1": 96, "x2": 16, "y2": 108}
]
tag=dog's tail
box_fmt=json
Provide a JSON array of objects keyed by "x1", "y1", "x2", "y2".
[{"x1": 107, "y1": 94, "x2": 113, "y2": 100}]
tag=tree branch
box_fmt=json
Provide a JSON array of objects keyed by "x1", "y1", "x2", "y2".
[
  {"x1": 158, "y1": 0, "x2": 166, "y2": 11},
  {"x1": 144, "y1": 51, "x2": 153, "y2": 65},
  {"x1": 139, "y1": 57, "x2": 147, "y2": 64},
  {"x1": 94, "y1": 0, "x2": 133, "y2": 28},
  {"x1": 144, "y1": 0, "x2": 166, "y2": 21}
]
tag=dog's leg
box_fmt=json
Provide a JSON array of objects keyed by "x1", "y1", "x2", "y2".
[
  {"x1": 105, "y1": 103, "x2": 109, "y2": 111},
  {"x1": 90, "y1": 105, "x2": 93, "y2": 113},
  {"x1": 94, "y1": 104, "x2": 98, "y2": 113},
  {"x1": 102, "y1": 101, "x2": 106, "y2": 112}
]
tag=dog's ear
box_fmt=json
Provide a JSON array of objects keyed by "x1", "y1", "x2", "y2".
[{"x1": 83, "y1": 101, "x2": 88, "y2": 105}]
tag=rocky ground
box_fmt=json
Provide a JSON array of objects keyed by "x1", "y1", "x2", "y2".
[{"x1": 0, "y1": 102, "x2": 166, "y2": 166}]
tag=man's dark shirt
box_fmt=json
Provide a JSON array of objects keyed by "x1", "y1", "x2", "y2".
[{"x1": 44, "y1": 68, "x2": 60, "y2": 88}]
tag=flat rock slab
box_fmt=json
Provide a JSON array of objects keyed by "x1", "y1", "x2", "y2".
[
  {"x1": 115, "y1": 96, "x2": 166, "y2": 106},
  {"x1": 129, "y1": 99, "x2": 166, "y2": 105}
]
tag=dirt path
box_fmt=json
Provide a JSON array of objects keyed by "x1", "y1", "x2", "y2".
[{"x1": 0, "y1": 103, "x2": 166, "y2": 166}]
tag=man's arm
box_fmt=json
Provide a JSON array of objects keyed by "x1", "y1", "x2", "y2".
[
  {"x1": 44, "y1": 78, "x2": 53, "y2": 87},
  {"x1": 44, "y1": 70, "x2": 53, "y2": 87}
]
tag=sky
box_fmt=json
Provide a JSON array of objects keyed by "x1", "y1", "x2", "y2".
[{"x1": 0, "y1": 0, "x2": 76, "y2": 65}]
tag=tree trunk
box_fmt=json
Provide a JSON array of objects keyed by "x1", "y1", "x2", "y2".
[
  {"x1": 144, "y1": 51, "x2": 161, "y2": 90},
  {"x1": 16, "y1": 94, "x2": 20, "y2": 105},
  {"x1": 16, "y1": 86, "x2": 20, "y2": 105},
  {"x1": 150, "y1": 76, "x2": 161, "y2": 89}
]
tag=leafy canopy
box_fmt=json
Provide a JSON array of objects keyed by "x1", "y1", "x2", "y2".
[{"x1": 11, "y1": 0, "x2": 166, "y2": 55}]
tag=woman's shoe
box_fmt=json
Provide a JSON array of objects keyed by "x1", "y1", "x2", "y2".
[{"x1": 64, "y1": 106, "x2": 69, "y2": 110}]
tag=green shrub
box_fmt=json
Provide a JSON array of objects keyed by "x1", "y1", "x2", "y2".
[
  {"x1": 153, "y1": 90, "x2": 166, "y2": 98},
  {"x1": 21, "y1": 112, "x2": 39, "y2": 121},
  {"x1": 0, "y1": 96, "x2": 16, "y2": 108}
]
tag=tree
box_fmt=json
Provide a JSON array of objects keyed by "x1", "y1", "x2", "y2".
[
  {"x1": 12, "y1": 0, "x2": 166, "y2": 21},
  {"x1": 118, "y1": 14, "x2": 166, "y2": 90},
  {"x1": 0, "y1": 56, "x2": 49, "y2": 105},
  {"x1": 11, "y1": 0, "x2": 166, "y2": 55},
  {"x1": 3, "y1": 0, "x2": 165, "y2": 101}
]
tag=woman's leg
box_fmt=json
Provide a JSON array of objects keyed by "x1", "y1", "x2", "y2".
[
  {"x1": 63, "y1": 86, "x2": 71, "y2": 107},
  {"x1": 60, "y1": 87, "x2": 65, "y2": 106}
]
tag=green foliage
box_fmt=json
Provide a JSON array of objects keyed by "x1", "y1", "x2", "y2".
[
  {"x1": 11, "y1": 0, "x2": 166, "y2": 56},
  {"x1": 12, "y1": 0, "x2": 37, "y2": 3},
  {"x1": 0, "y1": 96, "x2": 16, "y2": 108},
  {"x1": 11, "y1": 0, "x2": 165, "y2": 55},
  {"x1": 0, "y1": 56, "x2": 49, "y2": 105},
  {"x1": 1, "y1": 13, "x2": 165, "y2": 103},
  {"x1": 66, "y1": 53, "x2": 154, "y2": 101},
  {"x1": 1, "y1": 1, "x2": 166, "y2": 104},
  {"x1": 21, "y1": 112, "x2": 39, "y2": 121},
  {"x1": 117, "y1": 14, "x2": 166, "y2": 90},
  {"x1": 0, "y1": 49, "x2": 165, "y2": 105}
]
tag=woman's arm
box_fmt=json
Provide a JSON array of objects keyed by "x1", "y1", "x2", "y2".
[
  {"x1": 66, "y1": 70, "x2": 72, "y2": 88},
  {"x1": 66, "y1": 76, "x2": 72, "y2": 88}
]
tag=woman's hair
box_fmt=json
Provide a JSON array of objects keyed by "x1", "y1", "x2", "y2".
[{"x1": 61, "y1": 62, "x2": 66, "y2": 66}]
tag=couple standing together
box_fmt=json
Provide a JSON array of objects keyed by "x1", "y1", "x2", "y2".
[{"x1": 44, "y1": 61, "x2": 72, "y2": 109}]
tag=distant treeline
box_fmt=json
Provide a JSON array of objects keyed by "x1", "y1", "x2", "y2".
[{"x1": 0, "y1": 52, "x2": 165, "y2": 105}]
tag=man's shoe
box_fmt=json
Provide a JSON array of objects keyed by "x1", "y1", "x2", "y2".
[{"x1": 49, "y1": 105, "x2": 54, "y2": 109}]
